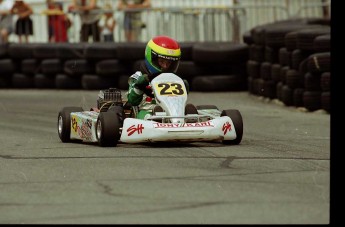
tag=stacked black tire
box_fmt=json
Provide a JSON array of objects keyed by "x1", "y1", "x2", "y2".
[
  {"x1": 245, "y1": 17, "x2": 330, "y2": 113},
  {"x1": 0, "y1": 41, "x2": 249, "y2": 92}
]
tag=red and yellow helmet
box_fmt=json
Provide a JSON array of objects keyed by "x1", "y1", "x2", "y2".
[{"x1": 144, "y1": 35, "x2": 181, "y2": 74}]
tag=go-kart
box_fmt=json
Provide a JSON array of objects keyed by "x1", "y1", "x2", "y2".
[{"x1": 57, "y1": 73, "x2": 243, "y2": 147}]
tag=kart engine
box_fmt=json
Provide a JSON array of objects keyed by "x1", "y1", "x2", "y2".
[{"x1": 97, "y1": 88, "x2": 123, "y2": 112}]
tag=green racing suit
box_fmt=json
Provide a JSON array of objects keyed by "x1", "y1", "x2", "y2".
[{"x1": 126, "y1": 71, "x2": 189, "y2": 119}]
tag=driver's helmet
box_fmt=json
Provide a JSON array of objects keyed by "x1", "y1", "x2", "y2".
[{"x1": 144, "y1": 35, "x2": 181, "y2": 75}]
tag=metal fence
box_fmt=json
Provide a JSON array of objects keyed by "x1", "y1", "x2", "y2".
[{"x1": 6, "y1": 0, "x2": 330, "y2": 43}]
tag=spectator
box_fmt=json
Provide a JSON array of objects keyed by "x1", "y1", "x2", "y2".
[
  {"x1": 72, "y1": 0, "x2": 102, "y2": 42},
  {"x1": 117, "y1": 0, "x2": 151, "y2": 42},
  {"x1": 10, "y1": 0, "x2": 33, "y2": 43},
  {"x1": 0, "y1": 0, "x2": 14, "y2": 43},
  {"x1": 98, "y1": 3, "x2": 116, "y2": 42},
  {"x1": 66, "y1": 3, "x2": 75, "y2": 42},
  {"x1": 42, "y1": 1, "x2": 70, "y2": 42},
  {"x1": 45, "y1": 0, "x2": 55, "y2": 42}
]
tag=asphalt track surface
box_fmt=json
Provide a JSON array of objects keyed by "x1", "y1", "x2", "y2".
[{"x1": 0, "y1": 89, "x2": 330, "y2": 224}]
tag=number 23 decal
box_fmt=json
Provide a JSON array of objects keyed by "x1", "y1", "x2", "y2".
[{"x1": 156, "y1": 83, "x2": 185, "y2": 95}]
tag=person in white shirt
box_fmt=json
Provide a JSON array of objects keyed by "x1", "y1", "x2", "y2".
[
  {"x1": 117, "y1": 0, "x2": 150, "y2": 42},
  {"x1": 0, "y1": 0, "x2": 14, "y2": 43},
  {"x1": 98, "y1": 3, "x2": 116, "y2": 42}
]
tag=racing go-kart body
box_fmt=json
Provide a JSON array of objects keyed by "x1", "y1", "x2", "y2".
[{"x1": 57, "y1": 73, "x2": 243, "y2": 147}]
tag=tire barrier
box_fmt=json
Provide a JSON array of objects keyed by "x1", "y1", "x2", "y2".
[
  {"x1": 245, "y1": 17, "x2": 330, "y2": 113},
  {"x1": 0, "y1": 17, "x2": 330, "y2": 114},
  {"x1": 0, "y1": 41, "x2": 249, "y2": 92}
]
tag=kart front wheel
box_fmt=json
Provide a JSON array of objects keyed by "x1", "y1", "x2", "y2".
[
  {"x1": 221, "y1": 109, "x2": 243, "y2": 145},
  {"x1": 96, "y1": 111, "x2": 121, "y2": 147},
  {"x1": 58, "y1": 107, "x2": 84, "y2": 143}
]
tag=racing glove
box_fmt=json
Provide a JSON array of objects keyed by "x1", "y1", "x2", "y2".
[{"x1": 134, "y1": 74, "x2": 149, "y2": 90}]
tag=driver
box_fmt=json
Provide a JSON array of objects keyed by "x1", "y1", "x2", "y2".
[{"x1": 126, "y1": 35, "x2": 189, "y2": 119}]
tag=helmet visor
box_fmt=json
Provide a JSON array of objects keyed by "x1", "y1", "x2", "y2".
[{"x1": 151, "y1": 51, "x2": 180, "y2": 73}]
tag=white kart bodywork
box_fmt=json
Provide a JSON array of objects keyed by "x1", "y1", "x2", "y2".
[
  {"x1": 120, "y1": 73, "x2": 236, "y2": 143},
  {"x1": 66, "y1": 73, "x2": 239, "y2": 144},
  {"x1": 120, "y1": 117, "x2": 236, "y2": 143}
]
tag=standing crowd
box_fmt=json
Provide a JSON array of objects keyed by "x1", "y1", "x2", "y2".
[{"x1": 0, "y1": 0, "x2": 151, "y2": 44}]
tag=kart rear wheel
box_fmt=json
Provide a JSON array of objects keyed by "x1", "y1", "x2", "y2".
[
  {"x1": 221, "y1": 109, "x2": 243, "y2": 145},
  {"x1": 58, "y1": 107, "x2": 84, "y2": 143},
  {"x1": 96, "y1": 111, "x2": 121, "y2": 147},
  {"x1": 108, "y1": 105, "x2": 125, "y2": 126}
]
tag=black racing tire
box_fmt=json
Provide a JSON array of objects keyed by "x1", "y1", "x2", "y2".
[
  {"x1": 291, "y1": 49, "x2": 310, "y2": 70},
  {"x1": 196, "y1": 105, "x2": 219, "y2": 110},
  {"x1": 250, "y1": 24, "x2": 266, "y2": 45},
  {"x1": 320, "y1": 72, "x2": 330, "y2": 92},
  {"x1": 280, "y1": 66, "x2": 289, "y2": 84},
  {"x1": 303, "y1": 91, "x2": 321, "y2": 112},
  {"x1": 108, "y1": 105, "x2": 125, "y2": 126},
  {"x1": 296, "y1": 26, "x2": 330, "y2": 51},
  {"x1": 0, "y1": 75, "x2": 11, "y2": 88},
  {"x1": 84, "y1": 43, "x2": 119, "y2": 60},
  {"x1": 271, "y1": 63, "x2": 281, "y2": 83},
  {"x1": 12, "y1": 73, "x2": 34, "y2": 88},
  {"x1": 55, "y1": 74, "x2": 81, "y2": 89},
  {"x1": 33, "y1": 43, "x2": 58, "y2": 59},
  {"x1": 246, "y1": 60, "x2": 260, "y2": 78},
  {"x1": 192, "y1": 42, "x2": 248, "y2": 64},
  {"x1": 131, "y1": 60, "x2": 144, "y2": 72},
  {"x1": 286, "y1": 69, "x2": 303, "y2": 89},
  {"x1": 95, "y1": 59, "x2": 125, "y2": 76},
  {"x1": 263, "y1": 80, "x2": 276, "y2": 99},
  {"x1": 179, "y1": 42, "x2": 197, "y2": 61},
  {"x1": 0, "y1": 43, "x2": 9, "y2": 58},
  {"x1": 298, "y1": 58, "x2": 309, "y2": 77},
  {"x1": 81, "y1": 74, "x2": 117, "y2": 90},
  {"x1": 304, "y1": 72, "x2": 321, "y2": 92},
  {"x1": 116, "y1": 42, "x2": 146, "y2": 61},
  {"x1": 307, "y1": 52, "x2": 330, "y2": 73},
  {"x1": 0, "y1": 59, "x2": 15, "y2": 74},
  {"x1": 41, "y1": 59, "x2": 62, "y2": 75},
  {"x1": 293, "y1": 88, "x2": 305, "y2": 107},
  {"x1": 185, "y1": 103, "x2": 198, "y2": 114},
  {"x1": 221, "y1": 109, "x2": 243, "y2": 145},
  {"x1": 249, "y1": 44, "x2": 265, "y2": 62},
  {"x1": 250, "y1": 78, "x2": 261, "y2": 95},
  {"x1": 117, "y1": 75, "x2": 130, "y2": 90},
  {"x1": 242, "y1": 31, "x2": 254, "y2": 45},
  {"x1": 264, "y1": 46, "x2": 279, "y2": 64},
  {"x1": 313, "y1": 34, "x2": 330, "y2": 53},
  {"x1": 56, "y1": 43, "x2": 86, "y2": 60},
  {"x1": 176, "y1": 61, "x2": 202, "y2": 79},
  {"x1": 57, "y1": 107, "x2": 84, "y2": 143},
  {"x1": 8, "y1": 43, "x2": 36, "y2": 59},
  {"x1": 34, "y1": 74, "x2": 56, "y2": 88},
  {"x1": 276, "y1": 81, "x2": 284, "y2": 101},
  {"x1": 281, "y1": 85, "x2": 293, "y2": 106},
  {"x1": 191, "y1": 75, "x2": 247, "y2": 92},
  {"x1": 96, "y1": 111, "x2": 121, "y2": 147},
  {"x1": 21, "y1": 58, "x2": 40, "y2": 74},
  {"x1": 64, "y1": 59, "x2": 94, "y2": 77},
  {"x1": 278, "y1": 48, "x2": 291, "y2": 67},
  {"x1": 284, "y1": 31, "x2": 298, "y2": 51},
  {"x1": 260, "y1": 62, "x2": 272, "y2": 80}
]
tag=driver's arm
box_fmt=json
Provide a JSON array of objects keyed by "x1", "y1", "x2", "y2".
[{"x1": 127, "y1": 72, "x2": 148, "y2": 106}]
